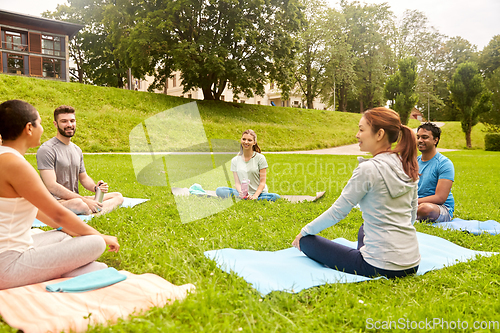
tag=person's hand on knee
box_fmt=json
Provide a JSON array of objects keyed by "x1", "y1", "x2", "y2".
[
  {"x1": 292, "y1": 233, "x2": 303, "y2": 251},
  {"x1": 83, "y1": 197, "x2": 103, "y2": 213}
]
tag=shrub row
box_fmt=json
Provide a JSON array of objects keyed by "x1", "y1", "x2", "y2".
[{"x1": 485, "y1": 133, "x2": 500, "y2": 151}]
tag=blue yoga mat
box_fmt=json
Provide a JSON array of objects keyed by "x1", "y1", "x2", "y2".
[
  {"x1": 204, "y1": 232, "x2": 497, "y2": 294},
  {"x1": 32, "y1": 197, "x2": 149, "y2": 228},
  {"x1": 46, "y1": 267, "x2": 127, "y2": 293},
  {"x1": 432, "y1": 218, "x2": 500, "y2": 235}
]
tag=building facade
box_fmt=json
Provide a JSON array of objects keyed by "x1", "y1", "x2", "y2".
[
  {"x1": 0, "y1": 9, "x2": 82, "y2": 82},
  {"x1": 133, "y1": 71, "x2": 330, "y2": 110}
]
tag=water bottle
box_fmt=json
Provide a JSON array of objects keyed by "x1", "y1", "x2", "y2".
[
  {"x1": 241, "y1": 179, "x2": 249, "y2": 198},
  {"x1": 94, "y1": 186, "x2": 104, "y2": 203}
]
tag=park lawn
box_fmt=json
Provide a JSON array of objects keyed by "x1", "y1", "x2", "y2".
[
  {"x1": 1, "y1": 151, "x2": 498, "y2": 332},
  {"x1": 0, "y1": 74, "x2": 362, "y2": 153},
  {"x1": 439, "y1": 122, "x2": 487, "y2": 150},
  {"x1": 2, "y1": 74, "x2": 489, "y2": 154}
]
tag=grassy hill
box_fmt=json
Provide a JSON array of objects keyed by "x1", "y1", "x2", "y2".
[
  {"x1": 0, "y1": 74, "x2": 487, "y2": 152},
  {"x1": 0, "y1": 75, "x2": 362, "y2": 152}
]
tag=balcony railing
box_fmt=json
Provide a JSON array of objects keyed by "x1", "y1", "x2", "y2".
[
  {"x1": 1, "y1": 41, "x2": 66, "y2": 58},
  {"x1": 1, "y1": 41, "x2": 28, "y2": 52}
]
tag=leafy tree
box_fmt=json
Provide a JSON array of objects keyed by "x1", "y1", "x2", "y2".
[
  {"x1": 480, "y1": 68, "x2": 500, "y2": 132},
  {"x1": 388, "y1": 9, "x2": 445, "y2": 121},
  {"x1": 449, "y1": 62, "x2": 492, "y2": 148},
  {"x1": 384, "y1": 57, "x2": 418, "y2": 125},
  {"x1": 320, "y1": 37, "x2": 356, "y2": 111},
  {"x1": 127, "y1": 0, "x2": 303, "y2": 100},
  {"x1": 479, "y1": 35, "x2": 500, "y2": 77},
  {"x1": 293, "y1": 0, "x2": 343, "y2": 109},
  {"x1": 44, "y1": 0, "x2": 133, "y2": 88},
  {"x1": 431, "y1": 37, "x2": 478, "y2": 121},
  {"x1": 389, "y1": 9, "x2": 443, "y2": 64},
  {"x1": 478, "y1": 35, "x2": 500, "y2": 132},
  {"x1": 339, "y1": 0, "x2": 393, "y2": 113}
]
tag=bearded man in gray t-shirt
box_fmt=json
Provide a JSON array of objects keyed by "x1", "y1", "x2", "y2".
[{"x1": 36, "y1": 105, "x2": 123, "y2": 215}]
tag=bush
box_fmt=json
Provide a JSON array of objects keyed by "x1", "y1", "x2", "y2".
[{"x1": 485, "y1": 133, "x2": 500, "y2": 151}]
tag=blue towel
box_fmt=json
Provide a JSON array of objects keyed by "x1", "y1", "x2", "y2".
[
  {"x1": 32, "y1": 197, "x2": 149, "y2": 228},
  {"x1": 46, "y1": 268, "x2": 127, "y2": 293},
  {"x1": 189, "y1": 183, "x2": 207, "y2": 195},
  {"x1": 204, "y1": 232, "x2": 497, "y2": 294},
  {"x1": 432, "y1": 218, "x2": 500, "y2": 235}
]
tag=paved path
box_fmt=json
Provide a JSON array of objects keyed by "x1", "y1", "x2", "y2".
[
  {"x1": 81, "y1": 122, "x2": 458, "y2": 156},
  {"x1": 268, "y1": 122, "x2": 457, "y2": 155},
  {"x1": 267, "y1": 144, "x2": 458, "y2": 155}
]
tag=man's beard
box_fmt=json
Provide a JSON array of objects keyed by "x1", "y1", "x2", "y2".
[{"x1": 57, "y1": 125, "x2": 76, "y2": 138}]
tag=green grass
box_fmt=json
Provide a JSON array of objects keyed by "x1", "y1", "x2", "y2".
[
  {"x1": 1, "y1": 75, "x2": 489, "y2": 152},
  {"x1": 2, "y1": 151, "x2": 499, "y2": 332},
  {"x1": 0, "y1": 74, "x2": 361, "y2": 153},
  {"x1": 439, "y1": 122, "x2": 487, "y2": 150}
]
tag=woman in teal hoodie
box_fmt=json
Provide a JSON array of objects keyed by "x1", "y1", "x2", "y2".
[{"x1": 292, "y1": 107, "x2": 420, "y2": 279}]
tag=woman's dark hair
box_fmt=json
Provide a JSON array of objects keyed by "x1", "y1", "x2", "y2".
[
  {"x1": 239, "y1": 129, "x2": 261, "y2": 154},
  {"x1": 363, "y1": 107, "x2": 418, "y2": 181},
  {"x1": 0, "y1": 100, "x2": 38, "y2": 141}
]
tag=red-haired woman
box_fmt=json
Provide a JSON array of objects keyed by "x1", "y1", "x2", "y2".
[
  {"x1": 292, "y1": 107, "x2": 420, "y2": 278},
  {"x1": 216, "y1": 129, "x2": 280, "y2": 201}
]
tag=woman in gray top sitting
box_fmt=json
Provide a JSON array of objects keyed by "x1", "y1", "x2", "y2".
[
  {"x1": 292, "y1": 107, "x2": 420, "y2": 278},
  {"x1": 216, "y1": 129, "x2": 280, "y2": 201}
]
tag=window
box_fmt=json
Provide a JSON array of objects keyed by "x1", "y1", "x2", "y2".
[
  {"x1": 188, "y1": 94, "x2": 192, "y2": 99},
  {"x1": 172, "y1": 75, "x2": 176, "y2": 87},
  {"x1": 42, "y1": 58, "x2": 61, "y2": 78},
  {"x1": 7, "y1": 53, "x2": 24, "y2": 74},
  {"x1": 270, "y1": 82, "x2": 275, "y2": 89},
  {"x1": 42, "y1": 35, "x2": 61, "y2": 56},
  {"x1": 221, "y1": 95, "x2": 225, "y2": 101},
  {"x1": 4, "y1": 31, "x2": 26, "y2": 51}
]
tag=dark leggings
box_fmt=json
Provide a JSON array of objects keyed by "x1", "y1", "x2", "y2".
[{"x1": 299, "y1": 224, "x2": 418, "y2": 279}]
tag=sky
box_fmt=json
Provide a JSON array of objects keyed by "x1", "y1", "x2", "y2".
[{"x1": 1, "y1": 0, "x2": 499, "y2": 50}]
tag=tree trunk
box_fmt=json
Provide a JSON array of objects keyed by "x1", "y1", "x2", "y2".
[
  {"x1": 213, "y1": 80, "x2": 227, "y2": 101},
  {"x1": 339, "y1": 84, "x2": 347, "y2": 112},
  {"x1": 359, "y1": 99, "x2": 364, "y2": 114},
  {"x1": 466, "y1": 127, "x2": 472, "y2": 148},
  {"x1": 307, "y1": 100, "x2": 313, "y2": 109},
  {"x1": 202, "y1": 86, "x2": 215, "y2": 100},
  {"x1": 306, "y1": 59, "x2": 313, "y2": 109}
]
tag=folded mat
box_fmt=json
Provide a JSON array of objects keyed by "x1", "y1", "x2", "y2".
[
  {"x1": 172, "y1": 187, "x2": 217, "y2": 197},
  {"x1": 46, "y1": 267, "x2": 127, "y2": 292},
  {"x1": 432, "y1": 218, "x2": 500, "y2": 235},
  {"x1": 32, "y1": 197, "x2": 149, "y2": 228},
  {"x1": 204, "y1": 232, "x2": 497, "y2": 294},
  {"x1": 171, "y1": 187, "x2": 325, "y2": 203},
  {"x1": 0, "y1": 271, "x2": 195, "y2": 333}
]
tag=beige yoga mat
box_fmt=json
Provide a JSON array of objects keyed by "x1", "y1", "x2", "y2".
[
  {"x1": 0, "y1": 271, "x2": 195, "y2": 333},
  {"x1": 171, "y1": 187, "x2": 325, "y2": 203}
]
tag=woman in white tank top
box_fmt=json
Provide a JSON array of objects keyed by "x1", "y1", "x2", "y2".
[{"x1": 0, "y1": 100, "x2": 120, "y2": 289}]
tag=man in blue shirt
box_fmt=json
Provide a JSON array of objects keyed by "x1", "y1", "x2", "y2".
[{"x1": 416, "y1": 122, "x2": 455, "y2": 222}]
